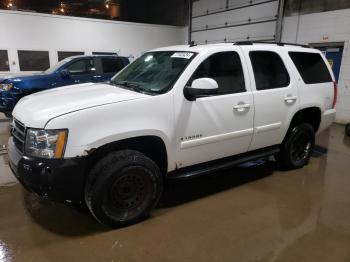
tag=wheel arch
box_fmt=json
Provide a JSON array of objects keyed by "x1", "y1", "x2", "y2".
[
  {"x1": 86, "y1": 135, "x2": 169, "y2": 176},
  {"x1": 284, "y1": 106, "x2": 321, "y2": 142}
]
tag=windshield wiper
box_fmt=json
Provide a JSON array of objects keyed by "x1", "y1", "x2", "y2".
[{"x1": 112, "y1": 81, "x2": 150, "y2": 94}]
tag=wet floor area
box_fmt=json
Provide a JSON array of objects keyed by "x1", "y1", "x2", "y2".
[
  {"x1": 0, "y1": 116, "x2": 14, "y2": 186},
  {"x1": 0, "y1": 119, "x2": 350, "y2": 261}
]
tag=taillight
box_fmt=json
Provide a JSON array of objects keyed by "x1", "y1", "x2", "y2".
[{"x1": 332, "y1": 81, "x2": 338, "y2": 109}]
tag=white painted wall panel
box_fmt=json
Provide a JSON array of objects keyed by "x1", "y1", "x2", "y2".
[
  {"x1": 0, "y1": 10, "x2": 186, "y2": 74},
  {"x1": 282, "y1": 9, "x2": 350, "y2": 124}
]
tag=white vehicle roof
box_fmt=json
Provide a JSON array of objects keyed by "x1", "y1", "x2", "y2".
[{"x1": 151, "y1": 42, "x2": 319, "y2": 54}]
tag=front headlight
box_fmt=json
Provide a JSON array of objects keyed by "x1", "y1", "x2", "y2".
[
  {"x1": 25, "y1": 129, "x2": 68, "y2": 159},
  {"x1": 0, "y1": 83, "x2": 14, "y2": 91}
]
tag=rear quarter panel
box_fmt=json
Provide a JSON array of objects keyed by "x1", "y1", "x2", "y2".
[{"x1": 288, "y1": 48, "x2": 335, "y2": 113}]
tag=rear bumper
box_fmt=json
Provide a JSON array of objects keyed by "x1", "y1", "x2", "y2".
[
  {"x1": 8, "y1": 137, "x2": 88, "y2": 204},
  {"x1": 318, "y1": 109, "x2": 336, "y2": 134}
]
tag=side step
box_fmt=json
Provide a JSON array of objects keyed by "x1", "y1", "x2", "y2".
[{"x1": 167, "y1": 146, "x2": 280, "y2": 180}]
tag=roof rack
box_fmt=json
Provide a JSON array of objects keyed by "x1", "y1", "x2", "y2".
[
  {"x1": 189, "y1": 41, "x2": 197, "y2": 47},
  {"x1": 234, "y1": 41, "x2": 310, "y2": 48}
]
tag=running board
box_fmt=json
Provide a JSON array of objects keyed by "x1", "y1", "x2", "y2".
[{"x1": 167, "y1": 146, "x2": 280, "y2": 180}]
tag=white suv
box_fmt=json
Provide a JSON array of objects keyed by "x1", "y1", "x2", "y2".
[{"x1": 8, "y1": 42, "x2": 336, "y2": 227}]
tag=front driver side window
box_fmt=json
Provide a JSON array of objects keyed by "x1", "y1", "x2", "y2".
[
  {"x1": 65, "y1": 59, "x2": 96, "y2": 75},
  {"x1": 189, "y1": 51, "x2": 246, "y2": 95}
]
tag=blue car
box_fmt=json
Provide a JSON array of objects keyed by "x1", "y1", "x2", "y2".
[{"x1": 0, "y1": 55, "x2": 129, "y2": 117}]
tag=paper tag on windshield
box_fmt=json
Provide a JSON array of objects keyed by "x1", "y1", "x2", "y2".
[{"x1": 171, "y1": 52, "x2": 194, "y2": 59}]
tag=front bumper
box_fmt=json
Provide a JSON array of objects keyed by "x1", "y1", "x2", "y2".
[
  {"x1": 0, "y1": 92, "x2": 15, "y2": 112},
  {"x1": 8, "y1": 137, "x2": 88, "y2": 204}
]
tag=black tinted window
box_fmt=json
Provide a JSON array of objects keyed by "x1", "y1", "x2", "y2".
[
  {"x1": 101, "y1": 57, "x2": 125, "y2": 73},
  {"x1": 18, "y1": 50, "x2": 50, "y2": 71},
  {"x1": 289, "y1": 52, "x2": 332, "y2": 84},
  {"x1": 65, "y1": 59, "x2": 96, "y2": 75},
  {"x1": 0, "y1": 50, "x2": 9, "y2": 71},
  {"x1": 250, "y1": 51, "x2": 290, "y2": 90},
  {"x1": 58, "y1": 51, "x2": 84, "y2": 61},
  {"x1": 93, "y1": 52, "x2": 117, "y2": 55},
  {"x1": 190, "y1": 52, "x2": 245, "y2": 95}
]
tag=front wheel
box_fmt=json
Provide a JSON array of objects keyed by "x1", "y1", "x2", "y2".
[
  {"x1": 85, "y1": 150, "x2": 163, "y2": 227},
  {"x1": 4, "y1": 112, "x2": 12, "y2": 119},
  {"x1": 278, "y1": 123, "x2": 315, "y2": 170}
]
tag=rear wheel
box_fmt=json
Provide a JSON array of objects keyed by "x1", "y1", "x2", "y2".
[
  {"x1": 85, "y1": 150, "x2": 163, "y2": 227},
  {"x1": 279, "y1": 123, "x2": 315, "y2": 169},
  {"x1": 346, "y1": 123, "x2": 350, "y2": 136}
]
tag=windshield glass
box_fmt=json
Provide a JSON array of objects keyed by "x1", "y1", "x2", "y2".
[
  {"x1": 111, "y1": 51, "x2": 196, "y2": 94},
  {"x1": 44, "y1": 57, "x2": 74, "y2": 74}
]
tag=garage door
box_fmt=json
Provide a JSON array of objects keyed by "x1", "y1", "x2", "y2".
[{"x1": 191, "y1": 0, "x2": 280, "y2": 44}]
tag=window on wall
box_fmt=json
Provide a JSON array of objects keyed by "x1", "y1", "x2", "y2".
[
  {"x1": 93, "y1": 52, "x2": 118, "y2": 55},
  {"x1": 0, "y1": 50, "x2": 10, "y2": 71},
  {"x1": 58, "y1": 51, "x2": 85, "y2": 61},
  {"x1": 18, "y1": 50, "x2": 50, "y2": 71},
  {"x1": 65, "y1": 58, "x2": 96, "y2": 75},
  {"x1": 101, "y1": 57, "x2": 125, "y2": 73},
  {"x1": 289, "y1": 52, "x2": 333, "y2": 84},
  {"x1": 189, "y1": 52, "x2": 246, "y2": 95},
  {"x1": 249, "y1": 51, "x2": 290, "y2": 90}
]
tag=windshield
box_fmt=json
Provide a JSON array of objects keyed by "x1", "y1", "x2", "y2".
[
  {"x1": 111, "y1": 51, "x2": 196, "y2": 94},
  {"x1": 44, "y1": 57, "x2": 74, "y2": 74}
]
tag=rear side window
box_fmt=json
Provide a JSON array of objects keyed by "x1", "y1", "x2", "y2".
[
  {"x1": 101, "y1": 57, "x2": 125, "y2": 73},
  {"x1": 18, "y1": 50, "x2": 50, "y2": 71},
  {"x1": 189, "y1": 52, "x2": 246, "y2": 95},
  {"x1": 65, "y1": 58, "x2": 96, "y2": 75},
  {"x1": 289, "y1": 52, "x2": 332, "y2": 84},
  {"x1": 0, "y1": 50, "x2": 9, "y2": 71},
  {"x1": 250, "y1": 51, "x2": 290, "y2": 90}
]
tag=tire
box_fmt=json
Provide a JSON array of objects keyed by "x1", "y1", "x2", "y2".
[
  {"x1": 85, "y1": 150, "x2": 163, "y2": 227},
  {"x1": 279, "y1": 123, "x2": 315, "y2": 170},
  {"x1": 4, "y1": 112, "x2": 12, "y2": 119},
  {"x1": 346, "y1": 123, "x2": 350, "y2": 137}
]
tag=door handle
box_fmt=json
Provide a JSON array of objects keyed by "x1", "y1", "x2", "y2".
[
  {"x1": 74, "y1": 80, "x2": 80, "y2": 83},
  {"x1": 284, "y1": 96, "x2": 297, "y2": 104},
  {"x1": 93, "y1": 75, "x2": 102, "y2": 78},
  {"x1": 233, "y1": 103, "x2": 251, "y2": 112}
]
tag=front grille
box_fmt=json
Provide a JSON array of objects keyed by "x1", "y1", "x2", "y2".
[{"x1": 12, "y1": 119, "x2": 26, "y2": 154}]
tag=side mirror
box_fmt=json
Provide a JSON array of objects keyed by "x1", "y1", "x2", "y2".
[
  {"x1": 184, "y1": 78, "x2": 219, "y2": 101},
  {"x1": 60, "y1": 69, "x2": 70, "y2": 79}
]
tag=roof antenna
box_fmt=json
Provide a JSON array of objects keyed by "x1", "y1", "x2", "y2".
[{"x1": 189, "y1": 41, "x2": 196, "y2": 47}]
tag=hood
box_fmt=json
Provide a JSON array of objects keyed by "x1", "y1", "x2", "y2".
[
  {"x1": 0, "y1": 72, "x2": 48, "y2": 83},
  {"x1": 13, "y1": 82, "x2": 148, "y2": 127}
]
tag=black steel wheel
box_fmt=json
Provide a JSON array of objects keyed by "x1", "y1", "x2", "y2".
[
  {"x1": 279, "y1": 123, "x2": 315, "y2": 169},
  {"x1": 85, "y1": 150, "x2": 163, "y2": 227}
]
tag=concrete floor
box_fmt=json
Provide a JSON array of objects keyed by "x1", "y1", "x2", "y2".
[{"x1": 0, "y1": 116, "x2": 350, "y2": 262}]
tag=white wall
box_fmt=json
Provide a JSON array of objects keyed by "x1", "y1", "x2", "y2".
[
  {"x1": 282, "y1": 9, "x2": 350, "y2": 124},
  {"x1": 0, "y1": 10, "x2": 186, "y2": 74},
  {"x1": 191, "y1": 0, "x2": 278, "y2": 44}
]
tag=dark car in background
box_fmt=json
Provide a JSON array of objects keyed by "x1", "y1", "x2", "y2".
[{"x1": 0, "y1": 55, "x2": 129, "y2": 117}]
